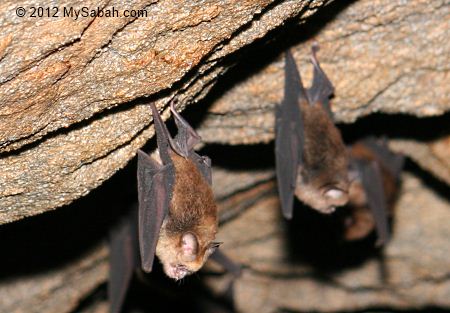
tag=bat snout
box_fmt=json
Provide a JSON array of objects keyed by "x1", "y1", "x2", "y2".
[{"x1": 167, "y1": 264, "x2": 191, "y2": 281}]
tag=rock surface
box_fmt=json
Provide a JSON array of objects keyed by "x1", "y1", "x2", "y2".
[
  {"x1": 0, "y1": 244, "x2": 107, "y2": 313},
  {"x1": 1, "y1": 0, "x2": 449, "y2": 224},
  {"x1": 197, "y1": 0, "x2": 450, "y2": 145},
  {"x1": 0, "y1": 0, "x2": 449, "y2": 312},
  {"x1": 0, "y1": 0, "x2": 325, "y2": 224},
  {"x1": 207, "y1": 172, "x2": 450, "y2": 313},
  {"x1": 390, "y1": 135, "x2": 450, "y2": 186}
]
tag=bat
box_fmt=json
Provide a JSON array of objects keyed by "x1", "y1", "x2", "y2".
[
  {"x1": 137, "y1": 100, "x2": 220, "y2": 278},
  {"x1": 109, "y1": 100, "x2": 226, "y2": 313},
  {"x1": 109, "y1": 204, "x2": 139, "y2": 313},
  {"x1": 275, "y1": 45, "x2": 350, "y2": 219},
  {"x1": 344, "y1": 137, "x2": 404, "y2": 245}
]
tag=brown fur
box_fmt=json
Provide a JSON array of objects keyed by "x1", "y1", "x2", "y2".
[
  {"x1": 156, "y1": 151, "x2": 218, "y2": 278},
  {"x1": 294, "y1": 101, "x2": 350, "y2": 213},
  {"x1": 344, "y1": 142, "x2": 399, "y2": 241}
]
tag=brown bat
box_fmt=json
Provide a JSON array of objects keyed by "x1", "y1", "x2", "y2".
[
  {"x1": 275, "y1": 45, "x2": 350, "y2": 219},
  {"x1": 109, "y1": 100, "x2": 224, "y2": 313},
  {"x1": 344, "y1": 137, "x2": 404, "y2": 245}
]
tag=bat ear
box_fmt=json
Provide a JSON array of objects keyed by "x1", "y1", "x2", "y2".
[
  {"x1": 181, "y1": 232, "x2": 199, "y2": 261},
  {"x1": 207, "y1": 241, "x2": 222, "y2": 255}
]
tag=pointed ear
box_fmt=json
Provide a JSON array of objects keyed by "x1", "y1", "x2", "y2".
[
  {"x1": 181, "y1": 233, "x2": 199, "y2": 261},
  {"x1": 207, "y1": 242, "x2": 223, "y2": 256}
]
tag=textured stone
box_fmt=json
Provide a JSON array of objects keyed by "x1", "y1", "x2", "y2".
[
  {"x1": 197, "y1": 0, "x2": 450, "y2": 145},
  {"x1": 0, "y1": 0, "x2": 449, "y2": 311},
  {"x1": 390, "y1": 135, "x2": 450, "y2": 186},
  {"x1": 0, "y1": 245, "x2": 107, "y2": 313},
  {"x1": 0, "y1": 0, "x2": 325, "y2": 224},
  {"x1": 207, "y1": 173, "x2": 450, "y2": 313}
]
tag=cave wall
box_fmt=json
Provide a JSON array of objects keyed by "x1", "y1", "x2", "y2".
[{"x1": 0, "y1": 0, "x2": 449, "y2": 312}]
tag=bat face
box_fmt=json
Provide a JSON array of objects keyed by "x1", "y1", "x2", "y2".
[
  {"x1": 155, "y1": 152, "x2": 219, "y2": 280},
  {"x1": 275, "y1": 45, "x2": 350, "y2": 219}
]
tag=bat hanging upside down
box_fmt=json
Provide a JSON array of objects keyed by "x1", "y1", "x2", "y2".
[
  {"x1": 275, "y1": 45, "x2": 351, "y2": 219},
  {"x1": 344, "y1": 137, "x2": 404, "y2": 245},
  {"x1": 109, "y1": 100, "x2": 225, "y2": 313},
  {"x1": 137, "y1": 101, "x2": 221, "y2": 279}
]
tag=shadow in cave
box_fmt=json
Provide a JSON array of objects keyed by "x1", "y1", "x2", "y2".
[
  {"x1": 285, "y1": 199, "x2": 382, "y2": 273},
  {"x1": 200, "y1": 143, "x2": 275, "y2": 171},
  {"x1": 116, "y1": 268, "x2": 234, "y2": 313},
  {"x1": 0, "y1": 159, "x2": 137, "y2": 280},
  {"x1": 75, "y1": 252, "x2": 234, "y2": 313},
  {"x1": 339, "y1": 112, "x2": 450, "y2": 144},
  {"x1": 206, "y1": 0, "x2": 359, "y2": 103},
  {"x1": 167, "y1": 0, "x2": 358, "y2": 135}
]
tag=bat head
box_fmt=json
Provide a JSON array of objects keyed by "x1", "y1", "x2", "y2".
[
  {"x1": 156, "y1": 223, "x2": 220, "y2": 281},
  {"x1": 295, "y1": 160, "x2": 350, "y2": 214},
  {"x1": 295, "y1": 176, "x2": 350, "y2": 214}
]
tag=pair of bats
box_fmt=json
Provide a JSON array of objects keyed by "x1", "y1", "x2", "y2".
[
  {"x1": 109, "y1": 101, "x2": 238, "y2": 313},
  {"x1": 109, "y1": 44, "x2": 403, "y2": 312},
  {"x1": 275, "y1": 46, "x2": 403, "y2": 245}
]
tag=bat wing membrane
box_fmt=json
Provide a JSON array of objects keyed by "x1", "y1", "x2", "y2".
[
  {"x1": 191, "y1": 153, "x2": 213, "y2": 185},
  {"x1": 359, "y1": 160, "x2": 390, "y2": 245},
  {"x1": 308, "y1": 44, "x2": 334, "y2": 116},
  {"x1": 170, "y1": 100, "x2": 202, "y2": 157},
  {"x1": 275, "y1": 50, "x2": 305, "y2": 219},
  {"x1": 109, "y1": 205, "x2": 139, "y2": 313},
  {"x1": 137, "y1": 150, "x2": 173, "y2": 272},
  {"x1": 362, "y1": 137, "x2": 405, "y2": 178},
  {"x1": 169, "y1": 101, "x2": 213, "y2": 184}
]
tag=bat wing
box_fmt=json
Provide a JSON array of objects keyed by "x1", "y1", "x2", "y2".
[
  {"x1": 149, "y1": 103, "x2": 174, "y2": 165},
  {"x1": 137, "y1": 150, "x2": 173, "y2": 272},
  {"x1": 308, "y1": 44, "x2": 334, "y2": 116},
  {"x1": 168, "y1": 101, "x2": 213, "y2": 184},
  {"x1": 275, "y1": 50, "x2": 305, "y2": 219},
  {"x1": 191, "y1": 153, "x2": 213, "y2": 185},
  {"x1": 109, "y1": 205, "x2": 139, "y2": 313},
  {"x1": 362, "y1": 137, "x2": 405, "y2": 178},
  {"x1": 170, "y1": 100, "x2": 202, "y2": 158},
  {"x1": 359, "y1": 160, "x2": 390, "y2": 246}
]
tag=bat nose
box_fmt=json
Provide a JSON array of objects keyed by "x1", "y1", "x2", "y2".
[{"x1": 168, "y1": 264, "x2": 189, "y2": 280}]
